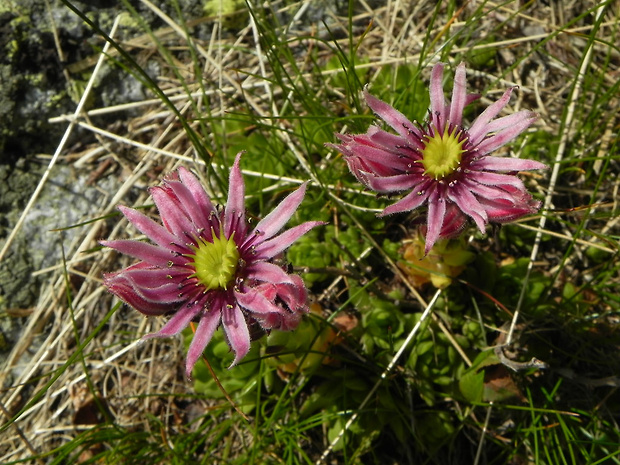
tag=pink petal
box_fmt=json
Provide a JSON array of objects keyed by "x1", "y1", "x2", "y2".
[
  {"x1": 344, "y1": 141, "x2": 411, "y2": 171},
  {"x1": 165, "y1": 178, "x2": 211, "y2": 231},
  {"x1": 343, "y1": 158, "x2": 373, "y2": 187},
  {"x1": 236, "y1": 286, "x2": 303, "y2": 331},
  {"x1": 465, "y1": 181, "x2": 527, "y2": 204},
  {"x1": 103, "y1": 271, "x2": 173, "y2": 316},
  {"x1": 185, "y1": 309, "x2": 221, "y2": 378},
  {"x1": 480, "y1": 196, "x2": 540, "y2": 222},
  {"x1": 118, "y1": 206, "x2": 183, "y2": 252},
  {"x1": 345, "y1": 154, "x2": 400, "y2": 181},
  {"x1": 245, "y1": 261, "x2": 296, "y2": 285},
  {"x1": 101, "y1": 240, "x2": 182, "y2": 266},
  {"x1": 150, "y1": 186, "x2": 195, "y2": 238},
  {"x1": 115, "y1": 261, "x2": 184, "y2": 282},
  {"x1": 253, "y1": 221, "x2": 325, "y2": 259},
  {"x1": 467, "y1": 87, "x2": 514, "y2": 146},
  {"x1": 469, "y1": 171, "x2": 527, "y2": 190},
  {"x1": 465, "y1": 94, "x2": 481, "y2": 106},
  {"x1": 273, "y1": 312, "x2": 302, "y2": 331},
  {"x1": 326, "y1": 135, "x2": 355, "y2": 155},
  {"x1": 368, "y1": 125, "x2": 425, "y2": 151},
  {"x1": 251, "y1": 282, "x2": 278, "y2": 301},
  {"x1": 256, "y1": 313, "x2": 286, "y2": 330},
  {"x1": 449, "y1": 63, "x2": 467, "y2": 127},
  {"x1": 111, "y1": 265, "x2": 185, "y2": 304},
  {"x1": 447, "y1": 184, "x2": 487, "y2": 232},
  {"x1": 424, "y1": 190, "x2": 447, "y2": 255},
  {"x1": 275, "y1": 275, "x2": 308, "y2": 315},
  {"x1": 225, "y1": 152, "x2": 246, "y2": 238},
  {"x1": 178, "y1": 167, "x2": 216, "y2": 223},
  {"x1": 475, "y1": 114, "x2": 538, "y2": 154},
  {"x1": 438, "y1": 204, "x2": 469, "y2": 238},
  {"x1": 380, "y1": 185, "x2": 432, "y2": 216},
  {"x1": 144, "y1": 300, "x2": 203, "y2": 338},
  {"x1": 222, "y1": 304, "x2": 251, "y2": 367},
  {"x1": 365, "y1": 173, "x2": 421, "y2": 193},
  {"x1": 364, "y1": 90, "x2": 416, "y2": 138},
  {"x1": 251, "y1": 183, "x2": 307, "y2": 243},
  {"x1": 429, "y1": 63, "x2": 446, "y2": 121},
  {"x1": 128, "y1": 280, "x2": 183, "y2": 304},
  {"x1": 472, "y1": 156, "x2": 548, "y2": 172},
  {"x1": 483, "y1": 110, "x2": 537, "y2": 134},
  {"x1": 235, "y1": 287, "x2": 282, "y2": 316}
]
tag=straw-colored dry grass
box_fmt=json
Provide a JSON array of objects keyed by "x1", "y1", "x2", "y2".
[{"x1": 1, "y1": 0, "x2": 618, "y2": 463}]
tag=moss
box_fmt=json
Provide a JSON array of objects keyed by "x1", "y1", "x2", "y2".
[
  {"x1": 0, "y1": 2, "x2": 73, "y2": 157},
  {"x1": 46, "y1": 87, "x2": 70, "y2": 109},
  {"x1": 0, "y1": 164, "x2": 42, "y2": 312},
  {"x1": 117, "y1": 11, "x2": 142, "y2": 31},
  {"x1": 203, "y1": 0, "x2": 244, "y2": 16},
  {"x1": 0, "y1": 0, "x2": 21, "y2": 15},
  {"x1": 203, "y1": 0, "x2": 248, "y2": 29},
  {"x1": 0, "y1": 245, "x2": 38, "y2": 311}
]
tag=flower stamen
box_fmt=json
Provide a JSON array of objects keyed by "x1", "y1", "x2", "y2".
[
  {"x1": 188, "y1": 230, "x2": 240, "y2": 291},
  {"x1": 420, "y1": 125, "x2": 466, "y2": 179}
]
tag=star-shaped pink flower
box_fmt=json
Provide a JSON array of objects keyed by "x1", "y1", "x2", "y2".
[
  {"x1": 102, "y1": 153, "x2": 324, "y2": 377},
  {"x1": 329, "y1": 63, "x2": 547, "y2": 253}
]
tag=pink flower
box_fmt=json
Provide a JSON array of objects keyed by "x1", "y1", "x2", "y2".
[
  {"x1": 328, "y1": 63, "x2": 547, "y2": 253},
  {"x1": 102, "y1": 153, "x2": 324, "y2": 377}
]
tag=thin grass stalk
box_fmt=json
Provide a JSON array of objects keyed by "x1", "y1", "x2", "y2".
[
  {"x1": 317, "y1": 288, "x2": 442, "y2": 464},
  {"x1": 506, "y1": 0, "x2": 610, "y2": 346},
  {"x1": 0, "y1": 16, "x2": 121, "y2": 263}
]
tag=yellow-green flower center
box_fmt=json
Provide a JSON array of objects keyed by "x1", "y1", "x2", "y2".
[
  {"x1": 420, "y1": 125, "x2": 466, "y2": 179},
  {"x1": 189, "y1": 231, "x2": 240, "y2": 291}
]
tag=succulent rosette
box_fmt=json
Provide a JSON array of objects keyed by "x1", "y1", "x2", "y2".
[
  {"x1": 102, "y1": 153, "x2": 324, "y2": 376},
  {"x1": 328, "y1": 63, "x2": 547, "y2": 253}
]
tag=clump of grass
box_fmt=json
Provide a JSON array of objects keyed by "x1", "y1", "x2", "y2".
[{"x1": 1, "y1": 0, "x2": 619, "y2": 464}]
